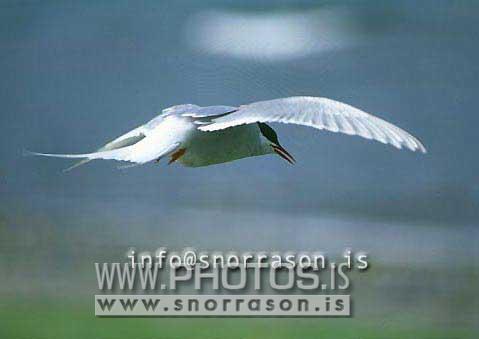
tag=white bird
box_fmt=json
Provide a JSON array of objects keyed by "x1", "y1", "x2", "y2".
[{"x1": 28, "y1": 96, "x2": 426, "y2": 170}]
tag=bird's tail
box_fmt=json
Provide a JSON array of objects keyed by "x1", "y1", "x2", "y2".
[
  {"x1": 24, "y1": 150, "x2": 93, "y2": 159},
  {"x1": 62, "y1": 159, "x2": 93, "y2": 172},
  {"x1": 24, "y1": 150, "x2": 96, "y2": 172},
  {"x1": 25, "y1": 146, "x2": 134, "y2": 169},
  {"x1": 24, "y1": 140, "x2": 176, "y2": 171}
]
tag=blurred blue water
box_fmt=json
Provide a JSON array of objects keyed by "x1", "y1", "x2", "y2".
[{"x1": 0, "y1": 0, "x2": 478, "y2": 224}]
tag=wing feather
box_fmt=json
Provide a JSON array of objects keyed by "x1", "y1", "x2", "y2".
[{"x1": 199, "y1": 96, "x2": 426, "y2": 153}]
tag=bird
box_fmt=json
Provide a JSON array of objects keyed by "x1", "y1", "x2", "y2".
[{"x1": 27, "y1": 96, "x2": 426, "y2": 170}]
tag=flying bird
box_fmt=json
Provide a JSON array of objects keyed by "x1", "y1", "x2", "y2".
[{"x1": 28, "y1": 96, "x2": 426, "y2": 170}]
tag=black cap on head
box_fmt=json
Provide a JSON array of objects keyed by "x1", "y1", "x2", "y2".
[{"x1": 258, "y1": 122, "x2": 280, "y2": 145}]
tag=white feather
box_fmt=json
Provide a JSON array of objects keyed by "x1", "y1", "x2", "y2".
[
  {"x1": 199, "y1": 96, "x2": 426, "y2": 153},
  {"x1": 28, "y1": 115, "x2": 192, "y2": 165}
]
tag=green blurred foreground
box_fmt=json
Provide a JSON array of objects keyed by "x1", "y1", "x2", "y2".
[
  {"x1": 1, "y1": 297, "x2": 476, "y2": 339},
  {"x1": 1, "y1": 206, "x2": 478, "y2": 339}
]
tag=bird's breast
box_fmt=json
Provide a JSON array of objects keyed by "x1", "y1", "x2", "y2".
[{"x1": 179, "y1": 125, "x2": 266, "y2": 167}]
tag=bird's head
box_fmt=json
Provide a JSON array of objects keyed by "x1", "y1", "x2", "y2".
[{"x1": 258, "y1": 122, "x2": 295, "y2": 164}]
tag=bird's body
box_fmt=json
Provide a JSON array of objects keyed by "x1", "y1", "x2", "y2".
[
  {"x1": 141, "y1": 113, "x2": 270, "y2": 167},
  {"x1": 28, "y1": 96, "x2": 426, "y2": 170},
  {"x1": 179, "y1": 122, "x2": 269, "y2": 167}
]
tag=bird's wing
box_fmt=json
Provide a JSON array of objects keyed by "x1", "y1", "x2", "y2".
[
  {"x1": 181, "y1": 105, "x2": 238, "y2": 118},
  {"x1": 161, "y1": 103, "x2": 237, "y2": 118},
  {"x1": 30, "y1": 105, "x2": 211, "y2": 169},
  {"x1": 198, "y1": 96, "x2": 426, "y2": 153},
  {"x1": 28, "y1": 113, "x2": 187, "y2": 166}
]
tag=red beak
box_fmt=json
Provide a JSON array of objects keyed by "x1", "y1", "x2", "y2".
[{"x1": 272, "y1": 144, "x2": 295, "y2": 165}]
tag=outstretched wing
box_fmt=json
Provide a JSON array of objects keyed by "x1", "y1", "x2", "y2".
[
  {"x1": 29, "y1": 104, "x2": 225, "y2": 170},
  {"x1": 162, "y1": 103, "x2": 237, "y2": 119},
  {"x1": 198, "y1": 96, "x2": 426, "y2": 153},
  {"x1": 28, "y1": 112, "x2": 189, "y2": 168}
]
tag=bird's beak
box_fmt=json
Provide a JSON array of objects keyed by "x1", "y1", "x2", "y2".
[{"x1": 272, "y1": 144, "x2": 295, "y2": 164}]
